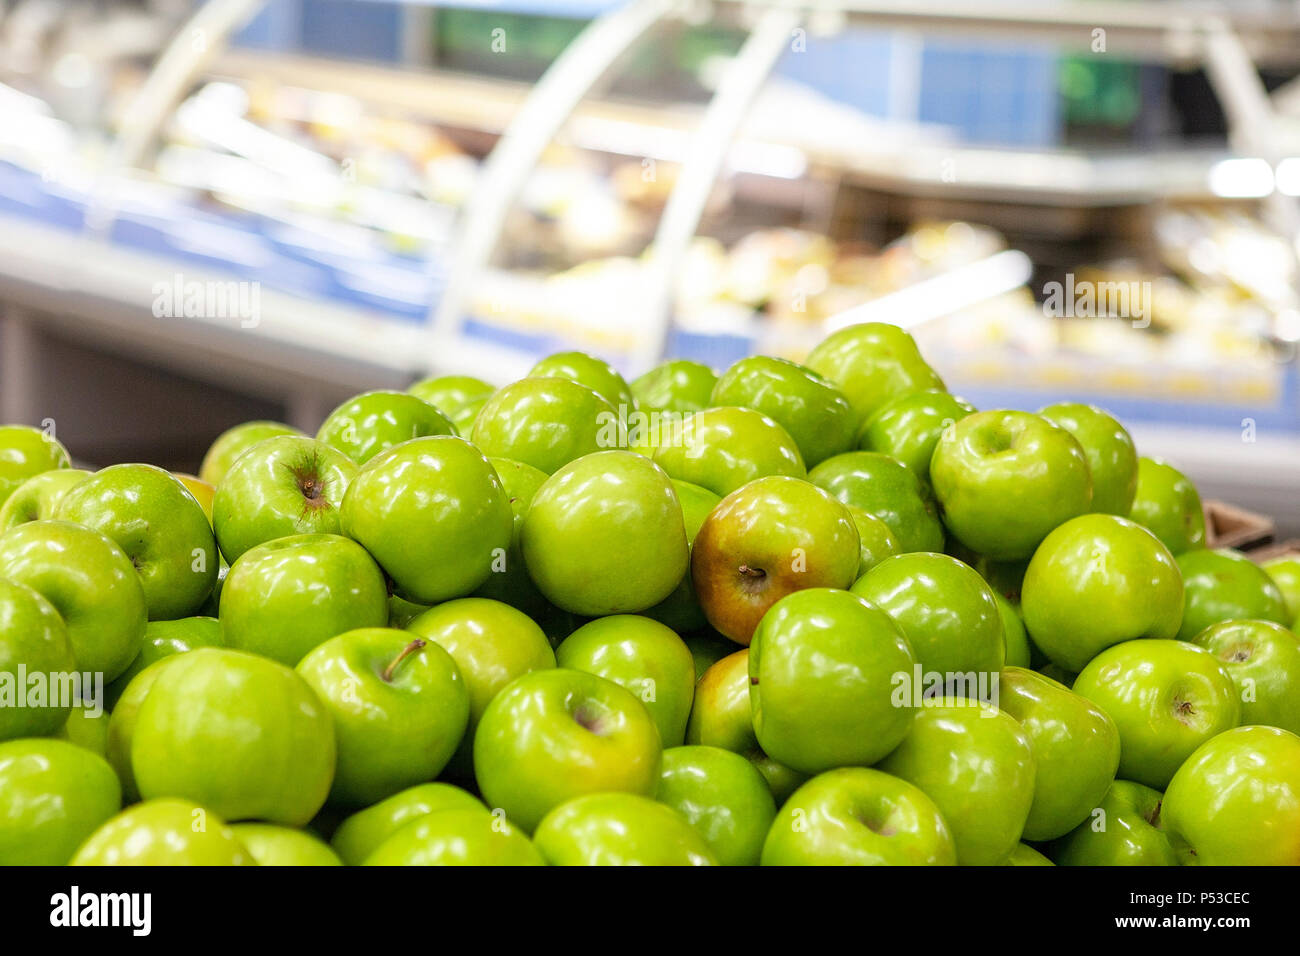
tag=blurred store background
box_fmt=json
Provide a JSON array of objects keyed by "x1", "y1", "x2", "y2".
[{"x1": 0, "y1": 0, "x2": 1296, "y2": 531}]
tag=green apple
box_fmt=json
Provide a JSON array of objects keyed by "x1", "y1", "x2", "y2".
[
  {"x1": 56, "y1": 704, "x2": 110, "y2": 757},
  {"x1": 556, "y1": 615, "x2": 695, "y2": 747},
  {"x1": 858, "y1": 389, "x2": 975, "y2": 483},
  {"x1": 1176, "y1": 548, "x2": 1288, "y2": 641},
  {"x1": 878, "y1": 696, "x2": 1036, "y2": 866},
  {"x1": 317, "y1": 389, "x2": 457, "y2": 464},
  {"x1": 1003, "y1": 844, "x2": 1053, "y2": 865},
  {"x1": 930, "y1": 410, "x2": 1092, "y2": 561},
  {"x1": 473, "y1": 668, "x2": 662, "y2": 832},
  {"x1": 750, "y1": 588, "x2": 916, "y2": 774},
  {"x1": 0, "y1": 468, "x2": 88, "y2": 532},
  {"x1": 231, "y1": 824, "x2": 342, "y2": 865},
  {"x1": 846, "y1": 505, "x2": 901, "y2": 576},
  {"x1": 533, "y1": 792, "x2": 716, "y2": 865},
  {"x1": 643, "y1": 480, "x2": 721, "y2": 633},
  {"x1": 105, "y1": 615, "x2": 224, "y2": 710},
  {"x1": 0, "y1": 425, "x2": 71, "y2": 508},
  {"x1": 760, "y1": 767, "x2": 956, "y2": 866},
  {"x1": 298, "y1": 627, "x2": 469, "y2": 807},
  {"x1": 1072, "y1": 639, "x2": 1239, "y2": 789},
  {"x1": 71, "y1": 798, "x2": 253, "y2": 866},
  {"x1": 1128, "y1": 457, "x2": 1206, "y2": 555},
  {"x1": 472, "y1": 377, "x2": 619, "y2": 474},
  {"x1": 57, "y1": 463, "x2": 217, "y2": 620},
  {"x1": 804, "y1": 322, "x2": 945, "y2": 431},
  {"x1": 129, "y1": 647, "x2": 336, "y2": 826},
  {"x1": 748, "y1": 750, "x2": 808, "y2": 804},
  {"x1": 692, "y1": 476, "x2": 859, "y2": 646},
  {"x1": 363, "y1": 807, "x2": 544, "y2": 865},
  {"x1": 1262, "y1": 555, "x2": 1300, "y2": 623},
  {"x1": 472, "y1": 457, "x2": 550, "y2": 618},
  {"x1": 1039, "y1": 403, "x2": 1138, "y2": 515},
  {"x1": 522, "y1": 450, "x2": 688, "y2": 616},
  {"x1": 686, "y1": 649, "x2": 755, "y2": 752},
  {"x1": 997, "y1": 593, "x2": 1032, "y2": 668},
  {"x1": 174, "y1": 473, "x2": 215, "y2": 526},
  {"x1": 105, "y1": 657, "x2": 181, "y2": 801},
  {"x1": 199, "y1": 420, "x2": 303, "y2": 487},
  {"x1": 0, "y1": 738, "x2": 120, "y2": 864},
  {"x1": 1052, "y1": 779, "x2": 1178, "y2": 866},
  {"x1": 0, "y1": 520, "x2": 146, "y2": 681},
  {"x1": 998, "y1": 666, "x2": 1120, "y2": 841},
  {"x1": 221, "y1": 533, "x2": 387, "y2": 666},
  {"x1": 529, "y1": 350, "x2": 636, "y2": 412},
  {"x1": 408, "y1": 375, "x2": 495, "y2": 433},
  {"x1": 387, "y1": 595, "x2": 430, "y2": 629},
  {"x1": 331, "y1": 782, "x2": 484, "y2": 865},
  {"x1": 211, "y1": 435, "x2": 357, "y2": 563},
  {"x1": 1021, "y1": 514, "x2": 1184, "y2": 671},
  {"x1": 656, "y1": 745, "x2": 775, "y2": 865},
  {"x1": 0, "y1": 577, "x2": 76, "y2": 740},
  {"x1": 342, "y1": 436, "x2": 514, "y2": 604},
  {"x1": 631, "y1": 359, "x2": 717, "y2": 414},
  {"x1": 850, "y1": 552, "x2": 1004, "y2": 677},
  {"x1": 651, "y1": 406, "x2": 805, "y2": 498},
  {"x1": 1162, "y1": 725, "x2": 1300, "y2": 865},
  {"x1": 1189, "y1": 619, "x2": 1300, "y2": 734},
  {"x1": 808, "y1": 451, "x2": 943, "y2": 553},
  {"x1": 683, "y1": 629, "x2": 735, "y2": 678}
]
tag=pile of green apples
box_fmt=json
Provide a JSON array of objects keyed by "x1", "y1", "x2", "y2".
[{"x1": 2, "y1": 321, "x2": 1299, "y2": 866}]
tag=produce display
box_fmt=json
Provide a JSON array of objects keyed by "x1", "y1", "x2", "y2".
[{"x1": 1, "y1": 324, "x2": 1298, "y2": 868}]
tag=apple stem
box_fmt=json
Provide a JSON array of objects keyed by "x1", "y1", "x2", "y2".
[
  {"x1": 383, "y1": 639, "x2": 426, "y2": 682},
  {"x1": 738, "y1": 565, "x2": 766, "y2": 579}
]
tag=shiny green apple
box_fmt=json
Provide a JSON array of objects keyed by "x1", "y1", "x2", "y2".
[
  {"x1": 651, "y1": 406, "x2": 805, "y2": 498},
  {"x1": 1262, "y1": 555, "x2": 1300, "y2": 623},
  {"x1": 1128, "y1": 457, "x2": 1205, "y2": 555},
  {"x1": 529, "y1": 350, "x2": 636, "y2": 412},
  {"x1": 858, "y1": 389, "x2": 975, "y2": 483},
  {"x1": 317, "y1": 389, "x2": 457, "y2": 464},
  {"x1": 1190, "y1": 619, "x2": 1300, "y2": 734},
  {"x1": 71, "y1": 798, "x2": 253, "y2": 865},
  {"x1": 809, "y1": 451, "x2": 943, "y2": 553},
  {"x1": 533, "y1": 792, "x2": 716, "y2": 865},
  {"x1": 0, "y1": 578, "x2": 76, "y2": 740},
  {"x1": 631, "y1": 359, "x2": 717, "y2": 414},
  {"x1": 408, "y1": 375, "x2": 495, "y2": 433},
  {"x1": 331, "y1": 782, "x2": 484, "y2": 865},
  {"x1": 363, "y1": 807, "x2": 544, "y2": 865},
  {"x1": 997, "y1": 593, "x2": 1032, "y2": 668},
  {"x1": 0, "y1": 468, "x2": 88, "y2": 532},
  {"x1": 0, "y1": 737, "x2": 120, "y2": 864},
  {"x1": 105, "y1": 615, "x2": 224, "y2": 710},
  {"x1": 231, "y1": 824, "x2": 342, "y2": 865},
  {"x1": 471, "y1": 377, "x2": 619, "y2": 474},
  {"x1": 686, "y1": 649, "x2": 755, "y2": 752},
  {"x1": 656, "y1": 745, "x2": 776, "y2": 866},
  {"x1": 0, "y1": 425, "x2": 71, "y2": 509},
  {"x1": 1176, "y1": 548, "x2": 1288, "y2": 641},
  {"x1": 1038, "y1": 403, "x2": 1137, "y2": 515},
  {"x1": 105, "y1": 657, "x2": 181, "y2": 801},
  {"x1": 748, "y1": 750, "x2": 808, "y2": 804},
  {"x1": 198, "y1": 420, "x2": 302, "y2": 487},
  {"x1": 472, "y1": 457, "x2": 550, "y2": 618},
  {"x1": 804, "y1": 322, "x2": 945, "y2": 430},
  {"x1": 1052, "y1": 779, "x2": 1178, "y2": 866},
  {"x1": 846, "y1": 505, "x2": 902, "y2": 577}
]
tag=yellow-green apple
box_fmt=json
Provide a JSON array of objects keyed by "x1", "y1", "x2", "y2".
[
  {"x1": 231, "y1": 824, "x2": 342, "y2": 866},
  {"x1": 342, "y1": 436, "x2": 514, "y2": 603},
  {"x1": 846, "y1": 505, "x2": 901, "y2": 576},
  {"x1": 174, "y1": 473, "x2": 214, "y2": 525},
  {"x1": 631, "y1": 359, "x2": 717, "y2": 414},
  {"x1": 71, "y1": 798, "x2": 253, "y2": 866},
  {"x1": 1021, "y1": 514, "x2": 1183, "y2": 671},
  {"x1": 0, "y1": 424, "x2": 71, "y2": 508},
  {"x1": 1071, "y1": 639, "x2": 1239, "y2": 789},
  {"x1": 363, "y1": 806, "x2": 543, "y2": 865},
  {"x1": 749, "y1": 750, "x2": 808, "y2": 804},
  {"x1": 56, "y1": 706, "x2": 110, "y2": 758},
  {"x1": 408, "y1": 375, "x2": 495, "y2": 433},
  {"x1": 0, "y1": 738, "x2": 120, "y2": 864},
  {"x1": 331, "y1": 782, "x2": 484, "y2": 865},
  {"x1": 1262, "y1": 554, "x2": 1300, "y2": 623},
  {"x1": 651, "y1": 406, "x2": 805, "y2": 498},
  {"x1": 57, "y1": 463, "x2": 217, "y2": 620},
  {"x1": 0, "y1": 468, "x2": 88, "y2": 532},
  {"x1": 749, "y1": 588, "x2": 916, "y2": 774},
  {"x1": 1003, "y1": 844, "x2": 1053, "y2": 865},
  {"x1": 1051, "y1": 779, "x2": 1178, "y2": 866},
  {"x1": 686, "y1": 649, "x2": 755, "y2": 752},
  {"x1": 858, "y1": 389, "x2": 975, "y2": 483},
  {"x1": 529, "y1": 350, "x2": 636, "y2": 412},
  {"x1": 804, "y1": 322, "x2": 945, "y2": 430},
  {"x1": 0, "y1": 520, "x2": 146, "y2": 682},
  {"x1": 1189, "y1": 619, "x2": 1300, "y2": 734},
  {"x1": 105, "y1": 615, "x2": 225, "y2": 710},
  {"x1": 0, "y1": 578, "x2": 76, "y2": 740},
  {"x1": 317, "y1": 389, "x2": 457, "y2": 464},
  {"x1": 760, "y1": 767, "x2": 956, "y2": 866},
  {"x1": 105, "y1": 657, "x2": 181, "y2": 801},
  {"x1": 656, "y1": 745, "x2": 775, "y2": 866},
  {"x1": 643, "y1": 480, "x2": 721, "y2": 633},
  {"x1": 692, "y1": 476, "x2": 859, "y2": 646},
  {"x1": 809, "y1": 451, "x2": 944, "y2": 553},
  {"x1": 1127, "y1": 456, "x2": 1205, "y2": 555},
  {"x1": 198, "y1": 420, "x2": 302, "y2": 487},
  {"x1": 472, "y1": 668, "x2": 661, "y2": 832},
  {"x1": 472, "y1": 457, "x2": 550, "y2": 618},
  {"x1": 1176, "y1": 548, "x2": 1288, "y2": 641},
  {"x1": 522, "y1": 451, "x2": 687, "y2": 616},
  {"x1": 1039, "y1": 402, "x2": 1138, "y2": 515},
  {"x1": 533, "y1": 792, "x2": 716, "y2": 865},
  {"x1": 877, "y1": 696, "x2": 1035, "y2": 866},
  {"x1": 997, "y1": 593, "x2": 1032, "y2": 667},
  {"x1": 220, "y1": 533, "x2": 387, "y2": 666},
  {"x1": 471, "y1": 377, "x2": 619, "y2": 474}
]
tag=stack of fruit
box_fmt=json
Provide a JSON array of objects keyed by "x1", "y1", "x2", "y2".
[{"x1": 1, "y1": 323, "x2": 1298, "y2": 866}]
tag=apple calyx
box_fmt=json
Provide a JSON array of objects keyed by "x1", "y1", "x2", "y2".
[
  {"x1": 382, "y1": 639, "x2": 426, "y2": 682},
  {"x1": 736, "y1": 564, "x2": 768, "y2": 594},
  {"x1": 285, "y1": 453, "x2": 333, "y2": 514}
]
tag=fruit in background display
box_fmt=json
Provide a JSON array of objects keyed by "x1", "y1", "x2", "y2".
[
  {"x1": 749, "y1": 588, "x2": 917, "y2": 774},
  {"x1": 846, "y1": 505, "x2": 901, "y2": 576},
  {"x1": 1262, "y1": 554, "x2": 1300, "y2": 624},
  {"x1": 1020, "y1": 514, "x2": 1183, "y2": 671},
  {"x1": 473, "y1": 668, "x2": 662, "y2": 832},
  {"x1": 0, "y1": 424, "x2": 71, "y2": 509},
  {"x1": 760, "y1": 767, "x2": 956, "y2": 866},
  {"x1": 407, "y1": 375, "x2": 495, "y2": 434},
  {"x1": 71, "y1": 798, "x2": 253, "y2": 866},
  {"x1": 1162, "y1": 725, "x2": 1300, "y2": 865},
  {"x1": 1176, "y1": 548, "x2": 1289, "y2": 641},
  {"x1": 996, "y1": 593, "x2": 1032, "y2": 668},
  {"x1": 129, "y1": 648, "x2": 336, "y2": 826},
  {"x1": 1071, "y1": 639, "x2": 1239, "y2": 790},
  {"x1": 808, "y1": 451, "x2": 944, "y2": 554},
  {"x1": 997, "y1": 667, "x2": 1120, "y2": 841},
  {"x1": 220, "y1": 533, "x2": 387, "y2": 666},
  {"x1": 343, "y1": 436, "x2": 514, "y2": 604},
  {"x1": 691, "y1": 476, "x2": 860, "y2": 646},
  {"x1": 1038, "y1": 402, "x2": 1138, "y2": 515},
  {"x1": 231, "y1": 824, "x2": 343, "y2": 866},
  {"x1": 929, "y1": 410, "x2": 1092, "y2": 561},
  {"x1": 1189, "y1": 619, "x2": 1300, "y2": 734},
  {"x1": 878, "y1": 696, "x2": 1036, "y2": 866},
  {"x1": 1127, "y1": 456, "x2": 1206, "y2": 555},
  {"x1": 298, "y1": 628, "x2": 469, "y2": 807},
  {"x1": 522, "y1": 451, "x2": 688, "y2": 616},
  {"x1": 56, "y1": 463, "x2": 218, "y2": 620},
  {"x1": 1003, "y1": 844, "x2": 1054, "y2": 866},
  {"x1": 0, "y1": 468, "x2": 88, "y2": 531},
  {"x1": 472, "y1": 456, "x2": 550, "y2": 618},
  {"x1": 858, "y1": 389, "x2": 975, "y2": 483},
  {"x1": 0, "y1": 738, "x2": 121, "y2": 865},
  {"x1": 533, "y1": 792, "x2": 716, "y2": 866},
  {"x1": 644, "y1": 480, "x2": 721, "y2": 633},
  {"x1": 686, "y1": 649, "x2": 755, "y2": 752},
  {"x1": 529, "y1": 350, "x2": 637, "y2": 412},
  {"x1": 651, "y1": 406, "x2": 805, "y2": 498},
  {"x1": 0, "y1": 578, "x2": 76, "y2": 740},
  {"x1": 331, "y1": 782, "x2": 485, "y2": 865},
  {"x1": 198, "y1": 420, "x2": 303, "y2": 487},
  {"x1": 471, "y1": 377, "x2": 619, "y2": 475},
  {"x1": 0, "y1": 520, "x2": 146, "y2": 682},
  {"x1": 1052, "y1": 779, "x2": 1179, "y2": 866},
  {"x1": 211, "y1": 435, "x2": 357, "y2": 563},
  {"x1": 710, "y1": 356, "x2": 855, "y2": 467},
  {"x1": 631, "y1": 359, "x2": 718, "y2": 414},
  {"x1": 850, "y1": 551, "x2": 1004, "y2": 677},
  {"x1": 656, "y1": 745, "x2": 776, "y2": 866},
  {"x1": 363, "y1": 807, "x2": 544, "y2": 865},
  {"x1": 556, "y1": 615, "x2": 695, "y2": 747},
  {"x1": 803, "y1": 322, "x2": 946, "y2": 431},
  {"x1": 105, "y1": 615, "x2": 225, "y2": 710},
  {"x1": 317, "y1": 390, "x2": 458, "y2": 464}
]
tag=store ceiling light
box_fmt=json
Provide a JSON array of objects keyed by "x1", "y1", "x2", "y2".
[
  {"x1": 1207, "y1": 158, "x2": 1274, "y2": 198},
  {"x1": 1274, "y1": 157, "x2": 1300, "y2": 196}
]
